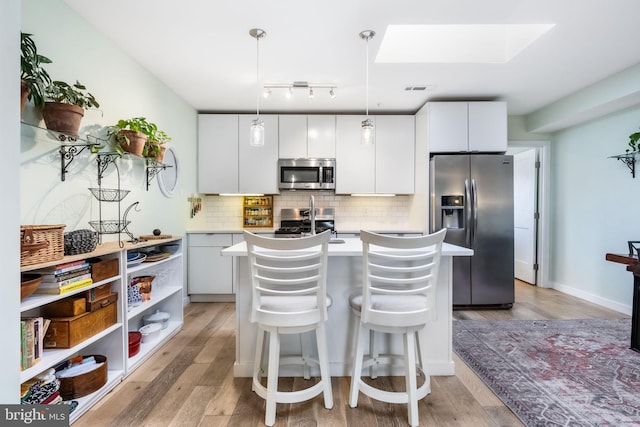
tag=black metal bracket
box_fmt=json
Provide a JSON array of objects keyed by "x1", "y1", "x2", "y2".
[
  {"x1": 611, "y1": 154, "x2": 636, "y2": 178},
  {"x1": 146, "y1": 159, "x2": 172, "y2": 191},
  {"x1": 57, "y1": 134, "x2": 104, "y2": 181},
  {"x1": 96, "y1": 153, "x2": 122, "y2": 185}
]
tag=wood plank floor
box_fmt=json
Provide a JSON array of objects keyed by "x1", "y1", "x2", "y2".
[{"x1": 73, "y1": 281, "x2": 628, "y2": 427}]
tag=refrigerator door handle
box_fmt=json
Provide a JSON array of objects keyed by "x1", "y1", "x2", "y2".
[
  {"x1": 471, "y1": 178, "x2": 478, "y2": 246},
  {"x1": 465, "y1": 178, "x2": 472, "y2": 246}
]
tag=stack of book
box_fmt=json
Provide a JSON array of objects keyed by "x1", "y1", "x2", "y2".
[{"x1": 35, "y1": 260, "x2": 93, "y2": 295}]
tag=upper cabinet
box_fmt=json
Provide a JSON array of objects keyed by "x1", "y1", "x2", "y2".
[
  {"x1": 279, "y1": 115, "x2": 336, "y2": 158},
  {"x1": 336, "y1": 115, "x2": 415, "y2": 194},
  {"x1": 376, "y1": 115, "x2": 415, "y2": 194},
  {"x1": 427, "y1": 101, "x2": 507, "y2": 153},
  {"x1": 198, "y1": 114, "x2": 279, "y2": 194}
]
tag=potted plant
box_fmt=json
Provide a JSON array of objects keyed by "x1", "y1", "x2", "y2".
[
  {"x1": 109, "y1": 117, "x2": 157, "y2": 157},
  {"x1": 625, "y1": 127, "x2": 640, "y2": 154},
  {"x1": 144, "y1": 129, "x2": 172, "y2": 161},
  {"x1": 42, "y1": 80, "x2": 100, "y2": 138},
  {"x1": 20, "y1": 32, "x2": 52, "y2": 112}
]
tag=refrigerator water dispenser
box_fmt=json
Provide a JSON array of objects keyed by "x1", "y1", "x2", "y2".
[{"x1": 441, "y1": 195, "x2": 464, "y2": 229}]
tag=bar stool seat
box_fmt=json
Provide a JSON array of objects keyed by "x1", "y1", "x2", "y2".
[
  {"x1": 244, "y1": 230, "x2": 334, "y2": 426},
  {"x1": 349, "y1": 229, "x2": 446, "y2": 427}
]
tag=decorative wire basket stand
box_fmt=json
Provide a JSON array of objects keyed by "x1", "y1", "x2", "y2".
[
  {"x1": 89, "y1": 187, "x2": 130, "y2": 202},
  {"x1": 89, "y1": 220, "x2": 131, "y2": 234}
]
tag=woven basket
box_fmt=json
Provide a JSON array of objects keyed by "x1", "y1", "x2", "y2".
[
  {"x1": 64, "y1": 229, "x2": 98, "y2": 255},
  {"x1": 20, "y1": 224, "x2": 65, "y2": 267}
]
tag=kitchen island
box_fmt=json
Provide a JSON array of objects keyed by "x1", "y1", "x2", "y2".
[{"x1": 221, "y1": 237, "x2": 473, "y2": 377}]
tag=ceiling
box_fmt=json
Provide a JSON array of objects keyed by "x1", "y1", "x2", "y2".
[{"x1": 64, "y1": 0, "x2": 640, "y2": 117}]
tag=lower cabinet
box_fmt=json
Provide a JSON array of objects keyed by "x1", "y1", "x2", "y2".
[
  {"x1": 188, "y1": 233, "x2": 244, "y2": 301},
  {"x1": 19, "y1": 237, "x2": 184, "y2": 424}
]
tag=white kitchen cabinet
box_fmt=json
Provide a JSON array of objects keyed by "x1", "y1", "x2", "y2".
[
  {"x1": 427, "y1": 101, "x2": 507, "y2": 153},
  {"x1": 238, "y1": 114, "x2": 279, "y2": 194},
  {"x1": 375, "y1": 115, "x2": 415, "y2": 194},
  {"x1": 197, "y1": 114, "x2": 279, "y2": 194},
  {"x1": 197, "y1": 114, "x2": 239, "y2": 194},
  {"x1": 188, "y1": 233, "x2": 246, "y2": 301},
  {"x1": 336, "y1": 115, "x2": 415, "y2": 194},
  {"x1": 336, "y1": 115, "x2": 375, "y2": 194},
  {"x1": 279, "y1": 115, "x2": 336, "y2": 159},
  {"x1": 18, "y1": 237, "x2": 183, "y2": 423}
]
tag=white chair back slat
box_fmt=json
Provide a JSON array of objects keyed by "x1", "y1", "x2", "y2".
[
  {"x1": 360, "y1": 229, "x2": 446, "y2": 327},
  {"x1": 244, "y1": 230, "x2": 331, "y2": 327}
]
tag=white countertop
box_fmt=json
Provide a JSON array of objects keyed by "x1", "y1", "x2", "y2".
[{"x1": 221, "y1": 237, "x2": 473, "y2": 257}]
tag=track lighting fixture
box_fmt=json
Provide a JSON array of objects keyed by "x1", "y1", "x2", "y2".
[{"x1": 262, "y1": 81, "x2": 337, "y2": 99}]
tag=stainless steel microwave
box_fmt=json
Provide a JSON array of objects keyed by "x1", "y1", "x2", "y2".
[{"x1": 278, "y1": 158, "x2": 336, "y2": 190}]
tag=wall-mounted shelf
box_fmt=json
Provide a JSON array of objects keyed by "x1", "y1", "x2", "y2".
[
  {"x1": 145, "y1": 159, "x2": 172, "y2": 191},
  {"x1": 609, "y1": 153, "x2": 637, "y2": 177},
  {"x1": 21, "y1": 122, "x2": 104, "y2": 181}
]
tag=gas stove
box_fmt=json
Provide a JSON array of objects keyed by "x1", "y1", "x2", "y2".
[{"x1": 274, "y1": 208, "x2": 335, "y2": 238}]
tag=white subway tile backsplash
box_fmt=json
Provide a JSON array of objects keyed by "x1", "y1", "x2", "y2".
[{"x1": 195, "y1": 192, "x2": 414, "y2": 232}]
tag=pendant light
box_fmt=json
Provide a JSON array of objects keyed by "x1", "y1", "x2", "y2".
[
  {"x1": 360, "y1": 30, "x2": 375, "y2": 145},
  {"x1": 249, "y1": 28, "x2": 266, "y2": 147}
]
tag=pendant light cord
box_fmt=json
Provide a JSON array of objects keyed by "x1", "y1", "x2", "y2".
[
  {"x1": 365, "y1": 35, "x2": 369, "y2": 118},
  {"x1": 256, "y1": 33, "x2": 260, "y2": 118}
]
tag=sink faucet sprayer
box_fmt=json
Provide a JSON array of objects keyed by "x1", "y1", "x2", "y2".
[{"x1": 310, "y1": 195, "x2": 316, "y2": 235}]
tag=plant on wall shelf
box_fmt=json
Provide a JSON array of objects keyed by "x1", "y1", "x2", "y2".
[
  {"x1": 144, "y1": 129, "x2": 172, "y2": 161},
  {"x1": 108, "y1": 117, "x2": 157, "y2": 157},
  {"x1": 20, "y1": 32, "x2": 52, "y2": 111},
  {"x1": 626, "y1": 127, "x2": 640, "y2": 154},
  {"x1": 42, "y1": 80, "x2": 100, "y2": 137}
]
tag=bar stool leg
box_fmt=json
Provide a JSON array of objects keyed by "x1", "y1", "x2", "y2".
[
  {"x1": 404, "y1": 331, "x2": 419, "y2": 427},
  {"x1": 349, "y1": 322, "x2": 366, "y2": 407},
  {"x1": 253, "y1": 328, "x2": 266, "y2": 391},
  {"x1": 369, "y1": 330, "x2": 379, "y2": 379},
  {"x1": 300, "y1": 332, "x2": 312, "y2": 380},
  {"x1": 265, "y1": 330, "x2": 281, "y2": 426},
  {"x1": 316, "y1": 323, "x2": 334, "y2": 408}
]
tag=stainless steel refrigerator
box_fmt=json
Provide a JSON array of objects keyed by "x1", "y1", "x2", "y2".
[{"x1": 430, "y1": 154, "x2": 514, "y2": 307}]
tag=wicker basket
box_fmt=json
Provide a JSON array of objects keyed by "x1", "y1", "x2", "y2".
[
  {"x1": 20, "y1": 224, "x2": 65, "y2": 267},
  {"x1": 64, "y1": 229, "x2": 98, "y2": 255}
]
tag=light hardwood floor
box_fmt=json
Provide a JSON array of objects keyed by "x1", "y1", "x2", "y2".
[{"x1": 73, "y1": 281, "x2": 628, "y2": 427}]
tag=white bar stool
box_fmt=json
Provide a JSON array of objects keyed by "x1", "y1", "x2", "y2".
[
  {"x1": 348, "y1": 229, "x2": 446, "y2": 427},
  {"x1": 243, "y1": 230, "x2": 334, "y2": 426}
]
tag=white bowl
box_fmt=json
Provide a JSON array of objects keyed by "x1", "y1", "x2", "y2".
[
  {"x1": 143, "y1": 310, "x2": 170, "y2": 329},
  {"x1": 139, "y1": 323, "x2": 162, "y2": 343}
]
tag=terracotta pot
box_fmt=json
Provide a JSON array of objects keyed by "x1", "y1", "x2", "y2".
[
  {"x1": 117, "y1": 130, "x2": 147, "y2": 157},
  {"x1": 155, "y1": 144, "x2": 166, "y2": 162},
  {"x1": 20, "y1": 81, "x2": 30, "y2": 114},
  {"x1": 42, "y1": 102, "x2": 84, "y2": 138}
]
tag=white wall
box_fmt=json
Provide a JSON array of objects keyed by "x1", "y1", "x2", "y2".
[
  {"x1": 21, "y1": 0, "x2": 197, "y2": 240},
  {"x1": 548, "y1": 105, "x2": 640, "y2": 314},
  {"x1": 1, "y1": 0, "x2": 21, "y2": 404}
]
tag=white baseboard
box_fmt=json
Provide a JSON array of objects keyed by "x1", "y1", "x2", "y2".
[{"x1": 549, "y1": 281, "x2": 631, "y2": 316}]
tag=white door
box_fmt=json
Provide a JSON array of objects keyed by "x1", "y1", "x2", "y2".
[{"x1": 513, "y1": 148, "x2": 537, "y2": 284}]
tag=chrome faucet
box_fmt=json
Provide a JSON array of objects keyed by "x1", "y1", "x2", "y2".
[{"x1": 309, "y1": 195, "x2": 316, "y2": 235}]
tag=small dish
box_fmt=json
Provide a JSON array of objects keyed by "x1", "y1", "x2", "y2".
[
  {"x1": 139, "y1": 323, "x2": 162, "y2": 343},
  {"x1": 127, "y1": 253, "x2": 147, "y2": 266}
]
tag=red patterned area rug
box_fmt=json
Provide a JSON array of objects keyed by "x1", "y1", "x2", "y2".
[{"x1": 453, "y1": 318, "x2": 640, "y2": 426}]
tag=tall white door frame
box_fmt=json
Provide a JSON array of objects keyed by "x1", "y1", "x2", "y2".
[{"x1": 508, "y1": 140, "x2": 551, "y2": 288}]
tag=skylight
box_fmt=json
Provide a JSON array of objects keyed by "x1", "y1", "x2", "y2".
[{"x1": 376, "y1": 24, "x2": 555, "y2": 64}]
